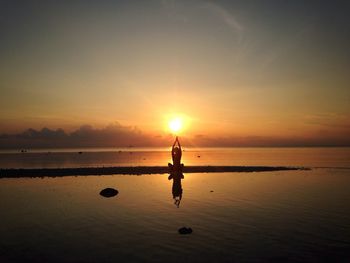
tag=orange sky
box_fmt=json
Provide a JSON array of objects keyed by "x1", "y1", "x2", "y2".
[{"x1": 0, "y1": 1, "x2": 349, "y2": 147}]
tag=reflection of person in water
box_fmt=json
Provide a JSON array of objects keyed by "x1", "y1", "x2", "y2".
[
  {"x1": 168, "y1": 136, "x2": 184, "y2": 207},
  {"x1": 172, "y1": 178, "x2": 182, "y2": 208}
]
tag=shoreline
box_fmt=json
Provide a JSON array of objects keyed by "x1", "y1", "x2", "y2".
[{"x1": 0, "y1": 166, "x2": 309, "y2": 178}]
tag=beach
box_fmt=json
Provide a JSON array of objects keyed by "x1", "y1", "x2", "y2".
[
  {"x1": 0, "y1": 165, "x2": 304, "y2": 178},
  {"x1": 2, "y1": 1, "x2": 350, "y2": 261}
]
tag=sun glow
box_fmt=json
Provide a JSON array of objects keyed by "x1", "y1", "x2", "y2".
[{"x1": 168, "y1": 117, "x2": 183, "y2": 134}]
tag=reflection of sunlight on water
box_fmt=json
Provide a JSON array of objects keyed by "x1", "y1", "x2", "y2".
[
  {"x1": 1, "y1": 147, "x2": 350, "y2": 169},
  {"x1": 1, "y1": 169, "x2": 350, "y2": 262}
]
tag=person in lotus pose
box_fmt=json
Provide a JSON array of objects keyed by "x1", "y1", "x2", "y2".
[{"x1": 168, "y1": 136, "x2": 184, "y2": 180}]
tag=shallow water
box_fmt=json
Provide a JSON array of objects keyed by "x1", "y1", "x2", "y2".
[
  {"x1": 1, "y1": 169, "x2": 350, "y2": 262},
  {"x1": 1, "y1": 148, "x2": 350, "y2": 262},
  {"x1": 1, "y1": 147, "x2": 349, "y2": 168}
]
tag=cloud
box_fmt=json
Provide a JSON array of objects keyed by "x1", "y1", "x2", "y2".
[
  {"x1": 0, "y1": 123, "x2": 163, "y2": 149},
  {"x1": 0, "y1": 122, "x2": 349, "y2": 149},
  {"x1": 160, "y1": 0, "x2": 188, "y2": 23},
  {"x1": 303, "y1": 113, "x2": 350, "y2": 129},
  {"x1": 203, "y1": 2, "x2": 243, "y2": 37},
  {"x1": 182, "y1": 134, "x2": 350, "y2": 147}
]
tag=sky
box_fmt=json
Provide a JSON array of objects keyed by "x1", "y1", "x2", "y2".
[{"x1": 0, "y1": 0, "x2": 349, "y2": 147}]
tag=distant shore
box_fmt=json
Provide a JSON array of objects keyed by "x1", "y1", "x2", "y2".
[{"x1": 0, "y1": 166, "x2": 309, "y2": 178}]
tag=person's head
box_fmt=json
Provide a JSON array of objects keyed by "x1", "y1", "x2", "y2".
[
  {"x1": 173, "y1": 146, "x2": 180, "y2": 153},
  {"x1": 173, "y1": 146, "x2": 181, "y2": 159}
]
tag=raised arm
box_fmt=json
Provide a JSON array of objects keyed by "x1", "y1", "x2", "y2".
[
  {"x1": 176, "y1": 137, "x2": 181, "y2": 149},
  {"x1": 172, "y1": 137, "x2": 177, "y2": 151},
  {"x1": 172, "y1": 137, "x2": 177, "y2": 159}
]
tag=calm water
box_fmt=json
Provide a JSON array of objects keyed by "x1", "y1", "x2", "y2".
[
  {"x1": 1, "y1": 147, "x2": 350, "y2": 168},
  {"x1": 1, "y1": 148, "x2": 350, "y2": 262}
]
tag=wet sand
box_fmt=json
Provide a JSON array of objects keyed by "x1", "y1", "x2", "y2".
[{"x1": 0, "y1": 165, "x2": 308, "y2": 178}]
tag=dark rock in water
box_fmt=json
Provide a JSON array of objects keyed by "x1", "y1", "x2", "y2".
[
  {"x1": 100, "y1": 188, "x2": 119, "y2": 198},
  {"x1": 178, "y1": 227, "x2": 193, "y2": 235}
]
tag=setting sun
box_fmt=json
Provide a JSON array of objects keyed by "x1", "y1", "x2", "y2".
[
  {"x1": 168, "y1": 117, "x2": 183, "y2": 133},
  {"x1": 1, "y1": 2, "x2": 350, "y2": 262}
]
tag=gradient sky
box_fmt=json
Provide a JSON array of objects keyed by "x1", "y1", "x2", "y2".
[{"x1": 1, "y1": 0, "x2": 349, "y2": 146}]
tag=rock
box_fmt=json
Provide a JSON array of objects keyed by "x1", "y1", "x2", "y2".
[
  {"x1": 210, "y1": 190, "x2": 214, "y2": 193},
  {"x1": 100, "y1": 188, "x2": 119, "y2": 198},
  {"x1": 178, "y1": 227, "x2": 193, "y2": 235}
]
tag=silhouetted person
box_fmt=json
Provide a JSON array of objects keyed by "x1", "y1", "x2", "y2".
[
  {"x1": 172, "y1": 136, "x2": 182, "y2": 165},
  {"x1": 168, "y1": 136, "x2": 184, "y2": 207},
  {"x1": 168, "y1": 136, "x2": 184, "y2": 180}
]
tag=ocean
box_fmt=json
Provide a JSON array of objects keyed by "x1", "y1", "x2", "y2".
[
  {"x1": 1, "y1": 147, "x2": 349, "y2": 168},
  {"x1": 0, "y1": 147, "x2": 349, "y2": 262}
]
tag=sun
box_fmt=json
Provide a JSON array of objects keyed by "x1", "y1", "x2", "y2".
[
  {"x1": 168, "y1": 117, "x2": 183, "y2": 134},
  {"x1": 165, "y1": 113, "x2": 191, "y2": 134}
]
